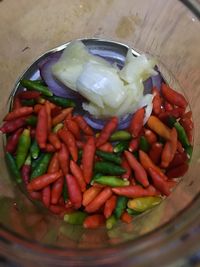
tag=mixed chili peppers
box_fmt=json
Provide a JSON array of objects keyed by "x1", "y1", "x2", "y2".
[{"x1": 0, "y1": 78, "x2": 193, "y2": 229}]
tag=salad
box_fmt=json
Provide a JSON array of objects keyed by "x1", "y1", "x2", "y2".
[{"x1": 0, "y1": 40, "x2": 193, "y2": 229}]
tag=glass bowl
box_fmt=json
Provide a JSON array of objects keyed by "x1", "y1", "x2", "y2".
[{"x1": 0, "y1": 0, "x2": 199, "y2": 266}]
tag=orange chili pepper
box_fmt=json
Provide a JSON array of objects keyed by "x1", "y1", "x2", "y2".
[
  {"x1": 161, "y1": 128, "x2": 177, "y2": 168},
  {"x1": 85, "y1": 187, "x2": 112, "y2": 213},
  {"x1": 124, "y1": 151, "x2": 149, "y2": 187},
  {"x1": 65, "y1": 119, "x2": 80, "y2": 140},
  {"x1": 147, "y1": 116, "x2": 171, "y2": 140},
  {"x1": 83, "y1": 214, "x2": 105, "y2": 229},
  {"x1": 70, "y1": 160, "x2": 86, "y2": 192},
  {"x1": 96, "y1": 117, "x2": 118, "y2": 147},
  {"x1": 104, "y1": 195, "x2": 117, "y2": 219},
  {"x1": 73, "y1": 115, "x2": 94, "y2": 136},
  {"x1": 82, "y1": 136, "x2": 96, "y2": 184},
  {"x1": 144, "y1": 129, "x2": 157, "y2": 144},
  {"x1": 129, "y1": 108, "x2": 145, "y2": 137},
  {"x1": 34, "y1": 104, "x2": 43, "y2": 113},
  {"x1": 148, "y1": 168, "x2": 170, "y2": 196},
  {"x1": 82, "y1": 186, "x2": 102, "y2": 207},
  {"x1": 112, "y1": 185, "x2": 158, "y2": 198},
  {"x1": 36, "y1": 106, "x2": 48, "y2": 149},
  {"x1": 45, "y1": 101, "x2": 52, "y2": 133},
  {"x1": 51, "y1": 177, "x2": 64, "y2": 205},
  {"x1": 42, "y1": 186, "x2": 51, "y2": 208},
  {"x1": 52, "y1": 108, "x2": 73, "y2": 126},
  {"x1": 58, "y1": 143, "x2": 69, "y2": 176},
  {"x1": 48, "y1": 132, "x2": 61, "y2": 150},
  {"x1": 121, "y1": 212, "x2": 132, "y2": 224},
  {"x1": 58, "y1": 129, "x2": 78, "y2": 162}
]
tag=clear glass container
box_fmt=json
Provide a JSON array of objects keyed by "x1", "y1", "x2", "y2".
[{"x1": 0, "y1": 0, "x2": 199, "y2": 266}]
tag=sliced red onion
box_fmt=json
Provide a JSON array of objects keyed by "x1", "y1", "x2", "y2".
[
  {"x1": 39, "y1": 55, "x2": 83, "y2": 100},
  {"x1": 143, "y1": 77, "x2": 153, "y2": 95},
  {"x1": 152, "y1": 71, "x2": 163, "y2": 90},
  {"x1": 84, "y1": 113, "x2": 132, "y2": 130}
]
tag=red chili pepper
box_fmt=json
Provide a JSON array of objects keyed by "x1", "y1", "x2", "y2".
[
  {"x1": 49, "y1": 205, "x2": 72, "y2": 215},
  {"x1": 121, "y1": 156, "x2": 132, "y2": 179},
  {"x1": 149, "y1": 142, "x2": 163, "y2": 165},
  {"x1": 48, "y1": 132, "x2": 61, "y2": 150},
  {"x1": 0, "y1": 117, "x2": 26, "y2": 133},
  {"x1": 85, "y1": 187, "x2": 112, "y2": 213},
  {"x1": 4, "y1": 107, "x2": 33, "y2": 121},
  {"x1": 82, "y1": 136, "x2": 96, "y2": 184},
  {"x1": 65, "y1": 174, "x2": 82, "y2": 209},
  {"x1": 45, "y1": 143, "x2": 56, "y2": 152},
  {"x1": 161, "y1": 128, "x2": 177, "y2": 168},
  {"x1": 36, "y1": 106, "x2": 48, "y2": 149},
  {"x1": 45, "y1": 101, "x2": 52, "y2": 133},
  {"x1": 5, "y1": 128, "x2": 23, "y2": 153},
  {"x1": 152, "y1": 87, "x2": 162, "y2": 115},
  {"x1": 29, "y1": 191, "x2": 42, "y2": 200},
  {"x1": 30, "y1": 128, "x2": 36, "y2": 139},
  {"x1": 13, "y1": 96, "x2": 22, "y2": 110},
  {"x1": 27, "y1": 170, "x2": 62, "y2": 191},
  {"x1": 52, "y1": 108, "x2": 73, "y2": 126},
  {"x1": 129, "y1": 108, "x2": 145, "y2": 137},
  {"x1": 166, "y1": 163, "x2": 189, "y2": 178},
  {"x1": 148, "y1": 168, "x2": 171, "y2": 196},
  {"x1": 58, "y1": 129, "x2": 78, "y2": 162},
  {"x1": 51, "y1": 177, "x2": 64, "y2": 204},
  {"x1": 124, "y1": 151, "x2": 149, "y2": 187},
  {"x1": 21, "y1": 156, "x2": 31, "y2": 185},
  {"x1": 104, "y1": 195, "x2": 117, "y2": 219},
  {"x1": 128, "y1": 137, "x2": 139, "y2": 152},
  {"x1": 48, "y1": 153, "x2": 60, "y2": 173},
  {"x1": 139, "y1": 150, "x2": 164, "y2": 178},
  {"x1": 182, "y1": 111, "x2": 192, "y2": 120},
  {"x1": 144, "y1": 129, "x2": 157, "y2": 145},
  {"x1": 70, "y1": 160, "x2": 86, "y2": 192},
  {"x1": 121, "y1": 212, "x2": 132, "y2": 224},
  {"x1": 42, "y1": 186, "x2": 51, "y2": 208},
  {"x1": 58, "y1": 143, "x2": 69, "y2": 175},
  {"x1": 96, "y1": 117, "x2": 118, "y2": 147},
  {"x1": 99, "y1": 142, "x2": 113, "y2": 153},
  {"x1": 18, "y1": 90, "x2": 41, "y2": 99},
  {"x1": 73, "y1": 115, "x2": 94, "y2": 136},
  {"x1": 34, "y1": 104, "x2": 43, "y2": 113},
  {"x1": 51, "y1": 106, "x2": 62, "y2": 118},
  {"x1": 82, "y1": 186, "x2": 102, "y2": 207},
  {"x1": 76, "y1": 140, "x2": 85, "y2": 149},
  {"x1": 161, "y1": 83, "x2": 188, "y2": 108},
  {"x1": 164, "y1": 101, "x2": 173, "y2": 111},
  {"x1": 65, "y1": 119, "x2": 80, "y2": 140},
  {"x1": 83, "y1": 214, "x2": 105, "y2": 229},
  {"x1": 177, "y1": 141, "x2": 184, "y2": 153},
  {"x1": 112, "y1": 185, "x2": 158, "y2": 198},
  {"x1": 168, "y1": 152, "x2": 188, "y2": 168}
]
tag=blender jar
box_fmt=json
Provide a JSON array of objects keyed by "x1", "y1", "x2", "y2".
[{"x1": 0, "y1": 0, "x2": 199, "y2": 266}]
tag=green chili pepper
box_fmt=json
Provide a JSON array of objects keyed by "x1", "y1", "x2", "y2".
[
  {"x1": 110, "y1": 131, "x2": 131, "y2": 141},
  {"x1": 106, "y1": 215, "x2": 117, "y2": 230},
  {"x1": 94, "y1": 176, "x2": 129, "y2": 187},
  {"x1": 16, "y1": 129, "x2": 31, "y2": 169},
  {"x1": 31, "y1": 153, "x2": 52, "y2": 179},
  {"x1": 5, "y1": 152, "x2": 22, "y2": 183},
  {"x1": 96, "y1": 150, "x2": 122, "y2": 165},
  {"x1": 64, "y1": 211, "x2": 87, "y2": 225},
  {"x1": 77, "y1": 149, "x2": 83, "y2": 164},
  {"x1": 30, "y1": 139, "x2": 40, "y2": 159},
  {"x1": 127, "y1": 196, "x2": 162, "y2": 212},
  {"x1": 31, "y1": 153, "x2": 44, "y2": 170},
  {"x1": 139, "y1": 136, "x2": 150, "y2": 152},
  {"x1": 90, "y1": 173, "x2": 103, "y2": 185},
  {"x1": 20, "y1": 79, "x2": 53, "y2": 97},
  {"x1": 62, "y1": 180, "x2": 68, "y2": 201},
  {"x1": 126, "y1": 208, "x2": 141, "y2": 216},
  {"x1": 21, "y1": 99, "x2": 36, "y2": 106},
  {"x1": 174, "y1": 122, "x2": 190, "y2": 148},
  {"x1": 114, "y1": 196, "x2": 128, "y2": 219},
  {"x1": 25, "y1": 115, "x2": 37, "y2": 127},
  {"x1": 94, "y1": 162, "x2": 126, "y2": 176},
  {"x1": 33, "y1": 80, "x2": 46, "y2": 86},
  {"x1": 53, "y1": 123, "x2": 63, "y2": 133},
  {"x1": 44, "y1": 95, "x2": 76, "y2": 108},
  {"x1": 185, "y1": 144, "x2": 193, "y2": 161},
  {"x1": 113, "y1": 141, "x2": 129, "y2": 154},
  {"x1": 167, "y1": 116, "x2": 177, "y2": 128},
  {"x1": 113, "y1": 141, "x2": 129, "y2": 153}
]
